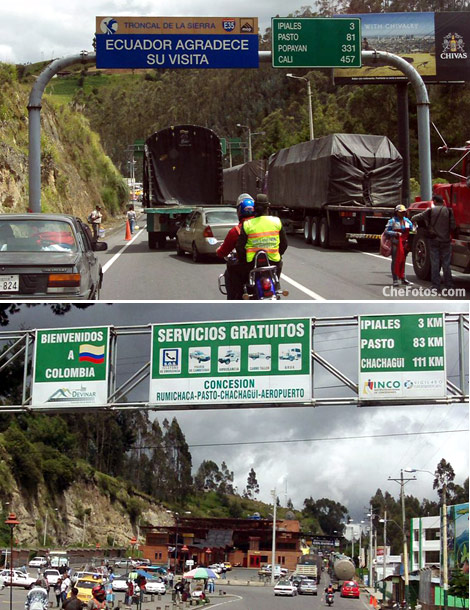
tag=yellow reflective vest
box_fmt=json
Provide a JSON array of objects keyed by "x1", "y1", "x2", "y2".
[{"x1": 243, "y1": 216, "x2": 282, "y2": 262}]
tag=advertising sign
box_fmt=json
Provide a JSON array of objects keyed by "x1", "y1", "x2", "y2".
[
  {"x1": 272, "y1": 17, "x2": 361, "y2": 68},
  {"x1": 334, "y1": 11, "x2": 470, "y2": 84},
  {"x1": 359, "y1": 313, "x2": 446, "y2": 400},
  {"x1": 149, "y1": 318, "x2": 311, "y2": 405},
  {"x1": 95, "y1": 16, "x2": 259, "y2": 69},
  {"x1": 32, "y1": 327, "x2": 110, "y2": 406},
  {"x1": 443, "y1": 502, "x2": 469, "y2": 577}
]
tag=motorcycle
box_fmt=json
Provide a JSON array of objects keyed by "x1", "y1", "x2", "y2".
[
  {"x1": 326, "y1": 592, "x2": 334, "y2": 606},
  {"x1": 218, "y1": 250, "x2": 289, "y2": 300}
]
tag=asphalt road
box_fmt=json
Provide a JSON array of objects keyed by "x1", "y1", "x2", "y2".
[{"x1": 97, "y1": 218, "x2": 470, "y2": 301}]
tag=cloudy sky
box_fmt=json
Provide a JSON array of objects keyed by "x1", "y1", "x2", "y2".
[
  {"x1": 2, "y1": 302, "x2": 468, "y2": 523},
  {"x1": 1, "y1": 0, "x2": 300, "y2": 64}
]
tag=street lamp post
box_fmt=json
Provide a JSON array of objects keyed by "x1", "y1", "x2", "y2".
[
  {"x1": 379, "y1": 512, "x2": 387, "y2": 604},
  {"x1": 271, "y1": 488, "x2": 277, "y2": 586},
  {"x1": 5, "y1": 513, "x2": 19, "y2": 610},
  {"x1": 367, "y1": 508, "x2": 377, "y2": 589},
  {"x1": 286, "y1": 74, "x2": 314, "y2": 140},
  {"x1": 236, "y1": 123, "x2": 252, "y2": 162}
]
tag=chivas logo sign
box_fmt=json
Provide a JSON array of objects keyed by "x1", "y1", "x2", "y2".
[{"x1": 441, "y1": 32, "x2": 467, "y2": 60}]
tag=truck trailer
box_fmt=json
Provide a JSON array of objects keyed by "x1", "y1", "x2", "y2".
[
  {"x1": 329, "y1": 554, "x2": 356, "y2": 591},
  {"x1": 143, "y1": 125, "x2": 224, "y2": 249},
  {"x1": 267, "y1": 133, "x2": 403, "y2": 247}
]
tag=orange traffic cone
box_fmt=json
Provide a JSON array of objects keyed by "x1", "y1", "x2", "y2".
[{"x1": 125, "y1": 219, "x2": 131, "y2": 241}]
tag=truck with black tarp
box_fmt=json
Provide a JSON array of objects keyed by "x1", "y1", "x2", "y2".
[
  {"x1": 143, "y1": 125, "x2": 223, "y2": 249},
  {"x1": 267, "y1": 133, "x2": 403, "y2": 247},
  {"x1": 223, "y1": 160, "x2": 266, "y2": 205}
]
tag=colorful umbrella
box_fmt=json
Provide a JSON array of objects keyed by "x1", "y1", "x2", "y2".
[{"x1": 183, "y1": 567, "x2": 219, "y2": 579}]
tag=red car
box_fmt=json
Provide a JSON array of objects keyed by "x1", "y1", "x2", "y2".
[{"x1": 341, "y1": 581, "x2": 360, "y2": 598}]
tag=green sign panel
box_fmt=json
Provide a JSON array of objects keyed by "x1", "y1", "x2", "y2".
[
  {"x1": 272, "y1": 17, "x2": 361, "y2": 68},
  {"x1": 150, "y1": 318, "x2": 312, "y2": 405},
  {"x1": 32, "y1": 327, "x2": 110, "y2": 406},
  {"x1": 359, "y1": 313, "x2": 446, "y2": 400}
]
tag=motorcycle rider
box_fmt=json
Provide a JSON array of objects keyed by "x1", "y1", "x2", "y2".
[
  {"x1": 325, "y1": 583, "x2": 335, "y2": 605},
  {"x1": 25, "y1": 580, "x2": 49, "y2": 610},
  {"x1": 216, "y1": 194, "x2": 255, "y2": 300},
  {"x1": 235, "y1": 193, "x2": 288, "y2": 293},
  {"x1": 87, "y1": 584, "x2": 107, "y2": 610}
]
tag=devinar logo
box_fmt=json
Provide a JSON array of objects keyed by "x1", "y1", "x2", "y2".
[
  {"x1": 441, "y1": 32, "x2": 467, "y2": 60},
  {"x1": 47, "y1": 386, "x2": 97, "y2": 404},
  {"x1": 364, "y1": 379, "x2": 401, "y2": 394},
  {"x1": 100, "y1": 18, "x2": 118, "y2": 35}
]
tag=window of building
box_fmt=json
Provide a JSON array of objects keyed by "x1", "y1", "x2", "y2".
[
  {"x1": 414, "y1": 530, "x2": 419, "y2": 542},
  {"x1": 424, "y1": 529, "x2": 440, "y2": 541},
  {"x1": 425, "y1": 551, "x2": 440, "y2": 564},
  {"x1": 413, "y1": 552, "x2": 419, "y2": 566}
]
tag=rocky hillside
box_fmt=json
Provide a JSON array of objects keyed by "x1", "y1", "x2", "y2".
[{"x1": 0, "y1": 63, "x2": 127, "y2": 221}]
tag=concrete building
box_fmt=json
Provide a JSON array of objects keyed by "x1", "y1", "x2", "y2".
[{"x1": 410, "y1": 515, "x2": 441, "y2": 571}]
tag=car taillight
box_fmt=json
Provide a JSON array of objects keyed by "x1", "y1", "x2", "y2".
[
  {"x1": 48, "y1": 273, "x2": 81, "y2": 287},
  {"x1": 203, "y1": 225, "x2": 214, "y2": 238}
]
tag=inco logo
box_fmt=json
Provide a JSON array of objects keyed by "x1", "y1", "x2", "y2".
[
  {"x1": 47, "y1": 386, "x2": 96, "y2": 404},
  {"x1": 100, "y1": 18, "x2": 118, "y2": 35},
  {"x1": 441, "y1": 32, "x2": 467, "y2": 60},
  {"x1": 222, "y1": 19, "x2": 236, "y2": 32},
  {"x1": 364, "y1": 379, "x2": 401, "y2": 393}
]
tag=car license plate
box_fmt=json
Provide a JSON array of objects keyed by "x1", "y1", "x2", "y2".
[{"x1": 0, "y1": 275, "x2": 19, "y2": 292}]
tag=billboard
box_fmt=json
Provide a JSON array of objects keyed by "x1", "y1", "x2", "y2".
[
  {"x1": 32, "y1": 327, "x2": 110, "y2": 406},
  {"x1": 359, "y1": 313, "x2": 446, "y2": 400},
  {"x1": 149, "y1": 318, "x2": 312, "y2": 405},
  {"x1": 444, "y1": 502, "x2": 469, "y2": 577},
  {"x1": 334, "y1": 12, "x2": 470, "y2": 83},
  {"x1": 95, "y1": 16, "x2": 259, "y2": 69}
]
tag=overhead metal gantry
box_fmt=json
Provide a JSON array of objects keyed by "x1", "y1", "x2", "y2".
[{"x1": 0, "y1": 313, "x2": 467, "y2": 413}]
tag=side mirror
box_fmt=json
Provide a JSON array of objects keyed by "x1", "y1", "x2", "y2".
[{"x1": 93, "y1": 241, "x2": 108, "y2": 252}]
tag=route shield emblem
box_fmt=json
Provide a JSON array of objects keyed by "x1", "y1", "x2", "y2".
[{"x1": 222, "y1": 19, "x2": 236, "y2": 32}]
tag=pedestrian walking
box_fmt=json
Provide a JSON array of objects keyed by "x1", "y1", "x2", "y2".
[
  {"x1": 384, "y1": 204, "x2": 415, "y2": 286},
  {"x1": 413, "y1": 193, "x2": 456, "y2": 293},
  {"x1": 207, "y1": 577, "x2": 215, "y2": 593},
  {"x1": 127, "y1": 205, "x2": 137, "y2": 235},
  {"x1": 88, "y1": 206, "x2": 103, "y2": 241},
  {"x1": 125, "y1": 580, "x2": 134, "y2": 607},
  {"x1": 54, "y1": 580, "x2": 62, "y2": 607},
  {"x1": 60, "y1": 575, "x2": 71, "y2": 605}
]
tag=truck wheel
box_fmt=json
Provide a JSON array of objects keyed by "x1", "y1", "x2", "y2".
[
  {"x1": 311, "y1": 217, "x2": 320, "y2": 246},
  {"x1": 319, "y1": 217, "x2": 330, "y2": 248},
  {"x1": 412, "y1": 229, "x2": 431, "y2": 280},
  {"x1": 192, "y1": 242, "x2": 201, "y2": 263},
  {"x1": 303, "y1": 218, "x2": 313, "y2": 244},
  {"x1": 148, "y1": 232, "x2": 157, "y2": 250}
]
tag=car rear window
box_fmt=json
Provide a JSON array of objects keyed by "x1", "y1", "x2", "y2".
[
  {"x1": 0, "y1": 220, "x2": 77, "y2": 252},
  {"x1": 205, "y1": 210, "x2": 238, "y2": 224}
]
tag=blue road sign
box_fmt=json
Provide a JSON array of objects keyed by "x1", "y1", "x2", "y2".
[{"x1": 96, "y1": 34, "x2": 259, "y2": 69}]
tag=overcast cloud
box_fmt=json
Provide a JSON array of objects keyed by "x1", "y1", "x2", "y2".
[
  {"x1": 2, "y1": 302, "x2": 468, "y2": 523},
  {"x1": 2, "y1": 0, "x2": 294, "y2": 64}
]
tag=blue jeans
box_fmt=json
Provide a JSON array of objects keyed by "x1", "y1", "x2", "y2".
[
  {"x1": 129, "y1": 219, "x2": 135, "y2": 234},
  {"x1": 429, "y1": 240, "x2": 453, "y2": 289}
]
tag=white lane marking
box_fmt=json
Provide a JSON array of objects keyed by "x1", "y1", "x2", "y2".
[
  {"x1": 282, "y1": 273, "x2": 326, "y2": 301},
  {"x1": 361, "y1": 250, "x2": 413, "y2": 267},
  {"x1": 207, "y1": 595, "x2": 244, "y2": 607},
  {"x1": 102, "y1": 229, "x2": 144, "y2": 274}
]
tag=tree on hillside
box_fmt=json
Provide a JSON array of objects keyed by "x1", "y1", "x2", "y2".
[
  {"x1": 194, "y1": 460, "x2": 221, "y2": 492},
  {"x1": 433, "y1": 458, "x2": 455, "y2": 503},
  {"x1": 162, "y1": 417, "x2": 193, "y2": 502},
  {"x1": 303, "y1": 497, "x2": 348, "y2": 536},
  {"x1": 244, "y1": 468, "x2": 259, "y2": 499},
  {"x1": 218, "y1": 461, "x2": 235, "y2": 494},
  {"x1": 287, "y1": 498, "x2": 294, "y2": 510}
]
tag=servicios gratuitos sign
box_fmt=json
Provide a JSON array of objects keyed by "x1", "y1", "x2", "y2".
[
  {"x1": 32, "y1": 326, "x2": 110, "y2": 406},
  {"x1": 149, "y1": 318, "x2": 312, "y2": 405}
]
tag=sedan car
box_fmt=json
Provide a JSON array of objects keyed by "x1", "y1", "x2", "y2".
[
  {"x1": 175, "y1": 206, "x2": 239, "y2": 261},
  {"x1": 28, "y1": 556, "x2": 48, "y2": 568},
  {"x1": 44, "y1": 569, "x2": 61, "y2": 586},
  {"x1": 341, "y1": 580, "x2": 360, "y2": 598},
  {"x1": 0, "y1": 569, "x2": 36, "y2": 589},
  {"x1": 144, "y1": 578, "x2": 166, "y2": 594},
  {"x1": 298, "y1": 579, "x2": 318, "y2": 595},
  {"x1": 112, "y1": 573, "x2": 131, "y2": 592},
  {"x1": 0, "y1": 214, "x2": 107, "y2": 299},
  {"x1": 274, "y1": 580, "x2": 297, "y2": 596}
]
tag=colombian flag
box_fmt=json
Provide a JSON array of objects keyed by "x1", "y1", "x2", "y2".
[{"x1": 79, "y1": 344, "x2": 105, "y2": 364}]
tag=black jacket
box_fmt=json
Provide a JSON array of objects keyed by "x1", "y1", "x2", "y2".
[{"x1": 413, "y1": 204, "x2": 456, "y2": 243}]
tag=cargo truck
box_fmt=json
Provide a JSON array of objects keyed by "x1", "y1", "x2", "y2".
[
  {"x1": 143, "y1": 125, "x2": 224, "y2": 249},
  {"x1": 294, "y1": 553, "x2": 322, "y2": 583},
  {"x1": 329, "y1": 555, "x2": 355, "y2": 591},
  {"x1": 267, "y1": 133, "x2": 403, "y2": 247},
  {"x1": 223, "y1": 160, "x2": 266, "y2": 205}
]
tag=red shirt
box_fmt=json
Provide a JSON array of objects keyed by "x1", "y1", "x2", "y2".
[{"x1": 216, "y1": 217, "x2": 254, "y2": 258}]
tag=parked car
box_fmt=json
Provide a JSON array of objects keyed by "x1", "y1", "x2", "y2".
[
  {"x1": 274, "y1": 579, "x2": 297, "y2": 596},
  {"x1": 190, "y1": 350, "x2": 210, "y2": 363},
  {"x1": 72, "y1": 576, "x2": 104, "y2": 603},
  {"x1": 0, "y1": 569, "x2": 36, "y2": 589},
  {"x1": 144, "y1": 578, "x2": 166, "y2": 594},
  {"x1": 341, "y1": 580, "x2": 360, "y2": 598},
  {"x1": 114, "y1": 558, "x2": 137, "y2": 568},
  {"x1": 28, "y1": 556, "x2": 48, "y2": 568},
  {"x1": 111, "y1": 573, "x2": 130, "y2": 592},
  {"x1": 175, "y1": 206, "x2": 239, "y2": 261},
  {"x1": 208, "y1": 564, "x2": 223, "y2": 574},
  {"x1": 298, "y1": 579, "x2": 318, "y2": 595},
  {"x1": 0, "y1": 214, "x2": 107, "y2": 299},
  {"x1": 290, "y1": 573, "x2": 309, "y2": 587},
  {"x1": 222, "y1": 562, "x2": 232, "y2": 571},
  {"x1": 135, "y1": 559, "x2": 151, "y2": 566},
  {"x1": 44, "y1": 569, "x2": 61, "y2": 586}
]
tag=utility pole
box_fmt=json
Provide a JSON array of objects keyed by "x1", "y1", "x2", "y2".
[
  {"x1": 442, "y1": 483, "x2": 448, "y2": 610},
  {"x1": 369, "y1": 508, "x2": 374, "y2": 588},
  {"x1": 271, "y1": 488, "x2": 277, "y2": 586},
  {"x1": 389, "y1": 470, "x2": 416, "y2": 604},
  {"x1": 382, "y1": 512, "x2": 387, "y2": 604}
]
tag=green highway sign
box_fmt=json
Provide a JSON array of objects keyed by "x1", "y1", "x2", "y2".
[
  {"x1": 220, "y1": 137, "x2": 227, "y2": 155},
  {"x1": 32, "y1": 327, "x2": 110, "y2": 406},
  {"x1": 272, "y1": 17, "x2": 361, "y2": 68},
  {"x1": 150, "y1": 318, "x2": 312, "y2": 405},
  {"x1": 358, "y1": 313, "x2": 446, "y2": 400}
]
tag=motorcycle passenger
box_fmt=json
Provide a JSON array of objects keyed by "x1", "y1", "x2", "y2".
[
  {"x1": 216, "y1": 194, "x2": 255, "y2": 300},
  {"x1": 235, "y1": 193, "x2": 288, "y2": 293},
  {"x1": 384, "y1": 204, "x2": 415, "y2": 287}
]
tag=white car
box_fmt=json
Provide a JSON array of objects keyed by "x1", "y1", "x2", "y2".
[
  {"x1": 112, "y1": 574, "x2": 130, "y2": 592},
  {"x1": 144, "y1": 579, "x2": 166, "y2": 595},
  {"x1": 0, "y1": 569, "x2": 37, "y2": 589},
  {"x1": 28, "y1": 557, "x2": 48, "y2": 568},
  {"x1": 274, "y1": 579, "x2": 297, "y2": 596},
  {"x1": 208, "y1": 564, "x2": 223, "y2": 574},
  {"x1": 114, "y1": 558, "x2": 137, "y2": 568},
  {"x1": 44, "y1": 569, "x2": 61, "y2": 586}
]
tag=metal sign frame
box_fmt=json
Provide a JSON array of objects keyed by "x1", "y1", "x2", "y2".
[{"x1": 0, "y1": 313, "x2": 467, "y2": 413}]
